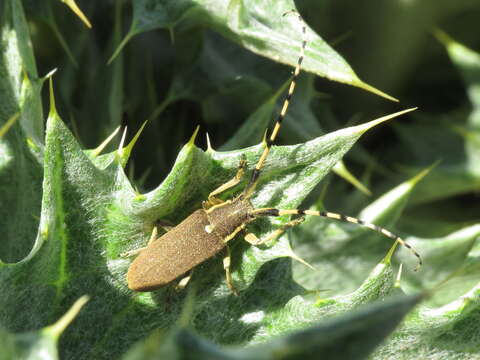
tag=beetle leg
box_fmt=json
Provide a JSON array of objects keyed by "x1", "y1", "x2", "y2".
[
  {"x1": 245, "y1": 216, "x2": 305, "y2": 245},
  {"x1": 175, "y1": 270, "x2": 194, "y2": 291},
  {"x1": 121, "y1": 226, "x2": 159, "y2": 257},
  {"x1": 245, "y1": 217, "x2": 313, "y2": 269},
  {"x1": 202, "y1": 196, "x2": 224, "y2": 209},
  {"x1": 244, "y1": 232, "x2": 261, "y2": 245},
  {"x1": 206, "y1": 157, "x2": 247, "y2": 207},
  {"x1": 155, "y1": 220, "x2": 174, "y2": 233},
  {"x1": 147, "y1": 226, "x2": 159, "y2": 245},
  {"x1": 121, "y1": 247, "x2": 146, "y2": 257},
  {"x1": 224, "y1": 245, "x2": 239, "y2": 295}
]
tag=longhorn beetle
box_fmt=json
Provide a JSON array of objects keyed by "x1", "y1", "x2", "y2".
[{"x1": 126, "y1": 11, "x2": 422, "y2": 294}]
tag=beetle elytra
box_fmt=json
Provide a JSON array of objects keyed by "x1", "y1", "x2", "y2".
[{"x1": 125, "y1": 11, "x2": 422, "y2": 294}]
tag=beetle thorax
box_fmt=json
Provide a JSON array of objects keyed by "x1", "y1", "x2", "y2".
[{"x1": 205, "y1": 198, "x2": 254, "y2": 241}]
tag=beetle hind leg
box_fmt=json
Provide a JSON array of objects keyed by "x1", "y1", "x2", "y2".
[
  {"x1": 121, "y1": 226, "x2": 159, "y2": 257},
  {"x1": 224, "y1": 245, "x2": 239, "y2": 295},
  {"x1": 175, "y1": 270, "x2": 194, "y2": 291}
]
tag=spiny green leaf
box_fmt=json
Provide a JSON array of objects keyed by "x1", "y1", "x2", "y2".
[
  {"x1": 435, "y1": 30, "x2": 480, "y2": 118},
  {"x1": 332, "y1": 161, "x2": 371, "y2": 196},
  {"x1": 23, "y1": 0, "x2": 79, "y2": 66},
  {"x1": 110, "y1": 0, "x2": 396, "y2": 100},
  {"x1": 122, "y1": 294, "x2": 422, "y2": 360},
  {"x1": 0, "y1": 296, "x2": 88, "y2": 360},
  {"x1": 6, "y1": 1, "x2": 480, "y2": 359},
  {"x1": 59, "y1": 0, "x2": 91, "y2": 28},
  {"x1": 291, "y1": 163, "x2": 429, "y2": 296},
  {"x1": 0, "y1": 92, "x2": 412, "y2": 359},
  {"x1": 396, "y1": 33, "x2": 480, "y2": 204},
  {"x1": 398, "y1": 224, "x2": 480, "y2": 305},
  {"x1": 220, "y1": 74, "x2": 371, "y2": 195},
  {"x1": 0, "y1": 112, "x2": 20, "y2": 138},
  {"x1": 374, "y1": 269, "x2": 480, "y2": 359},
  {"x1": 0, "y1": 0, "x2": 43, "y2": 263},
  {"x1": 248, "y1": 294, "x2": 423, "y2": 360},
  {"x1": 359, "y1": 163, "x2": 434, "y2": 226},
  {"x1": 220, "y1": 78, "x2": 289, "y2": 150}
]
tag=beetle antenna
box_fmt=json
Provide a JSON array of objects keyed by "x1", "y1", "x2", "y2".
[
  {"x1": 243, "y1": 10, "x2": 307, "y2": 199},
  {"x1": 251, "y1": 207, "x2": 422, "y2": 271}
]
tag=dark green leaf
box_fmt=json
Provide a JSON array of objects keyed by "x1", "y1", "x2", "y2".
[
  {"x1": 0, "y1": 0, "x2": 43, "y2": 263},
  {"x1": 111, "y1": 0, "x2": 396, "y2": 100}
]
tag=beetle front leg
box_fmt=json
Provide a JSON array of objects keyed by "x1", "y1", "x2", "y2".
[{"x1": 205, "y1": 157, "x2": 247, "y2": 208}]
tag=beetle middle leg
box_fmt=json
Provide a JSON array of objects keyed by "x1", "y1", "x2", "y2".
[
  {"x1": 245, "y1": 216, "x2": 314, "y2": 269},
  {"x1": 245, "y1": 216, "x2": 305, "y2": 245}
]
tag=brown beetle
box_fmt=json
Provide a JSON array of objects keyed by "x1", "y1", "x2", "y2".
[{"x1": 125, "y1": 11, "x2": 421, "y2": 294}]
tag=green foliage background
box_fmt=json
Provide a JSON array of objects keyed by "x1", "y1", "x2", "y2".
[{"x1": 1, "y1": 0, "x2": 480, "y2": 359}]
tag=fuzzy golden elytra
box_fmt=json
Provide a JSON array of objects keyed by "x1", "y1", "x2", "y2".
[{"x1": 125, "y1": 11, "x2": 422, "y2": 294}]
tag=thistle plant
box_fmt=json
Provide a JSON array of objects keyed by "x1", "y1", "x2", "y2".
[{"x1": 1, "y1": 1, "x2": 480, "y2": 359}]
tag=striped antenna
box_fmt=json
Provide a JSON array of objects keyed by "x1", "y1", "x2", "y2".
[
  {"x1": 243, "y1": 10, "x2": 307, "y2": 199},
  {"x1": 251, "y1": 207, "x2": 422, "y2": 271}
]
